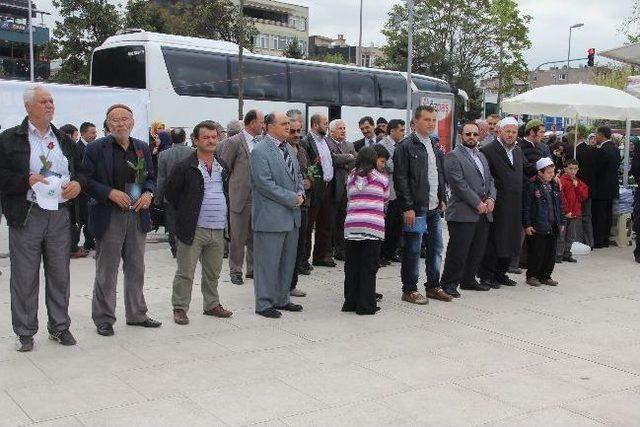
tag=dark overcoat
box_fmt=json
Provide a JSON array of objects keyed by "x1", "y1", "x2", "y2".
[{"x1": 480, "y1": 139, "x2": 524, "y2": 257}]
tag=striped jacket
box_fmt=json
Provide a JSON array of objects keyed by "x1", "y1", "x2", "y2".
[{"x1": 344, "y1": 169, "x2": 389, "y2": 240}]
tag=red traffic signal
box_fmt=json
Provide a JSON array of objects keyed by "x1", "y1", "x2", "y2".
[{"x1": 587, "y1": 48, "x2": 595, "y2": 66}]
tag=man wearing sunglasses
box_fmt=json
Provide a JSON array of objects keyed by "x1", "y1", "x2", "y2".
[{"x1": 439, "y1": 122, "x2": 496, "y2": 297}]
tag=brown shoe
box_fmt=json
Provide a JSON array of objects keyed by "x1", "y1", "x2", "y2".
[
  {"x1": 173, "y1": 309, "x2": 189, "y2": 325},
  {"x1": 542, "y1": 278, "x2": 558, "y2": 286},
  {"x1": 401, "y1": 291, "x2": 429, "y2": 305},
  {"x1": 425, "y1": 287, "x2": 452, "y2": 302},
  {"x1": 70, "y1": 248, "x2": 89, "y2": 259},
  {"x1": 203, "y1": 305, "x2": 233, "y2": 318}
]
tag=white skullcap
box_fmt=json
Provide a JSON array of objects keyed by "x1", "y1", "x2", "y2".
[
  {"x1": 498, "y1": 116, "x2": 519, "y2": 128},
  {"x1": 536, "y1": 157, "x2": 554, "y2": 171}
]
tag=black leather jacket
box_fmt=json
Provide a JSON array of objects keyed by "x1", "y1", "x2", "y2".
[{"x1": 393, "y1": 132, "x2": 447, "y2": 213}]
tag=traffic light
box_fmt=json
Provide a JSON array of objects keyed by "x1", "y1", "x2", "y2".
[{"x1": 587, "y1": 48, "x2": 595, "y2": 67}]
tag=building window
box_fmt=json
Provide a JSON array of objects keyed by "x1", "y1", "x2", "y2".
[
  {"x1": 288, "y1": 15, "x2": 307, "y2": 31},
  {"x1": 532, "y1": 75, "x2": 537, "y2": 82},
  {"x1": 559, "y1": 73, "x2": 567, "y2": 81}
]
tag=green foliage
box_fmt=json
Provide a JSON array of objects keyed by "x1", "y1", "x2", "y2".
[
  {"x1": 593, "y1": 65, "x2": 637, "y2": 90},
  {"x1": 43, "y1": 0, "x2": 122, "y2": 84},
  {"x1": 283, "y1": 38, "x2": 305, "y2": 59},
  {"x1": 379, "y1": 0, "x2": 531, "y2": 118},
  {"x1": 317, "y1": 53, "x2": 348, "y2": 65}
]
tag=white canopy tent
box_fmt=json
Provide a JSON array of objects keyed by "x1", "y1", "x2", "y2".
[{"x1": 501, "y1": 83, "x2": 640, "y2": 185}]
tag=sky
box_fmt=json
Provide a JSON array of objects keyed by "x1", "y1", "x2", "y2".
[{"x1": 34, "y1": 0, "x2": 633, "y2": 70}]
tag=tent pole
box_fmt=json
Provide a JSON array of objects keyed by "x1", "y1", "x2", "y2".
[
  {"x1": 624, "y1": 118, "x2": 631, "y2": 187},
  {"x1": 574, "y1": 114, "x2": 578, "y2": 159}
]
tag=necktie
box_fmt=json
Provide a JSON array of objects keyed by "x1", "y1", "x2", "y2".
[{"x1": 279, "y1": 143, "x2": 294, "y2": 176}]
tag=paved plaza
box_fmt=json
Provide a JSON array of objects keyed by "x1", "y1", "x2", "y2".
[{"x1": 1, "y1": 224, "x2": 640, "y2": 426}]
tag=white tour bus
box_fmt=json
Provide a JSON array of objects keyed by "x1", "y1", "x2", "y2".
[{"x1": 90, "y1": 30, "x2": 465, "y2": 141}]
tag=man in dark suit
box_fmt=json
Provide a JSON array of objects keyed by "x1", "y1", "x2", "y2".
[
  {"x1": 575, "y1": 133, "x2": 598, "y2": 248},
  {"x1": 83, "y1": 104, "x2": 161, "y2": 337},
  {"x1": 302, "y1": 113, "x2": 336, "y2": 267},
  {"x1": 354, "y1": 116, "x2": 377, "y2": 152},
  {"x1": 592, "y1": 126, "x2": 622, "y2": 248},
  {"x1": 74, "y1": 122, "x2": 98, "y2": 252},
  {"x1": 326, "y1": 119, "x2": 356, "y2": 261},
  {"x1": 478, "y1": 116, "x2": 525, "y2": 288},
  {"x1": 440, "y1": 122, "x2": 496, "y2": 297}
]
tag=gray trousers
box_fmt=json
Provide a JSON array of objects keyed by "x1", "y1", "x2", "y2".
[
  {"x1": 92, "y1": 209, "x2": 148, "y2": 326},
  {"x1": 557, "y1": 217, "x2": 579, "y2": 257},
  {"x1": 9, "y1": 205, "x2": 71, "y2": 336},
  {"x1": 172, "y1": 228, "x2": 224, "y2": 312},
  {"x1": 576, "y1": 198, "x2": 594, "y2": 249},
  {"x1": 253, "y1": 228, "x2": 298, "y2": 312},
  {"x1": 229, "y1": 204, "x2": 253, "y2": 276}
]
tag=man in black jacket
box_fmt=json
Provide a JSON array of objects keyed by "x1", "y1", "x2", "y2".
[
  {"x1": 394, "y1": 105, "x2": 450, "y2": 304},
  {"x1": 165, "y1": 121, "x2": 233, "y2": 325},
  {"x1": 0, "y1": 85, "x2": 86, "y2": 352},
  {"x1": 75, "y1": 122, "x2": 98, "y2": 252},
  {"x1": 575, "y1": 133, "x2": 598, "y2": 248},
  {"x1": 592, "y1": 126, "x2": 622, "y2": 248}
]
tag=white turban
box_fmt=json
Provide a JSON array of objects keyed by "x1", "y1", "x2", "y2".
[{"x1": 498, "y1": 116, "x2": 519, "y2": 129}]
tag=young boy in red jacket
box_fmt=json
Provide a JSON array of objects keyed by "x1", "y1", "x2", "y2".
[{"x1": 557, "y1": 159, "x2": 589, "y2": 263}]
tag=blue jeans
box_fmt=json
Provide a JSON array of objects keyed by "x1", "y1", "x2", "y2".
[{"x1": 400, "y1": 209, "x2": 444, "y2": 293}]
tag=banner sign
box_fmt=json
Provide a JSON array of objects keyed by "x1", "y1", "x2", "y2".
[{"x1": 412, "y1": 90, "x2": 456, "y2": 153}]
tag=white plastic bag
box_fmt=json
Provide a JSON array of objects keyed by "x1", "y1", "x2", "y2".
[{"x1": 571, "y1": 241, "x2": 591, "y2": 255}]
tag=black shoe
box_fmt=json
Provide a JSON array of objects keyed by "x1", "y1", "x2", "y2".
[
  {"x1": 300, "y1": 261, "x2": 314, "y2": 271},
  {"x1": 48, "y1": 329, "x2": 77, "y2": 346},
  {"x1": 390, "y1": 254, "x2": 401, "y2": 262},
  {"x1": 334, "y1": 252, "x2": 345, "y2": 261},
  {"x1": 635, "y1": 256, "x2": 640, "y2": 264},
  {"x1": 126, "y1": 318, "x2": 162, "y2": 328},
  {"x1": 555, "y1": 256, "x2": 563, "y2": 263},
  {"x1": 496, "y1": 276, "x2": 517, "y2": 286},
  {"x1": 341, "y1": 303, "x2": 355, "y2": 312},
  {"x1": 230, "y1": 273, "x2": 244, "y2": 285},
  {"x1": 313, "y1": 259, "x2": 337, "y2": 267},
  {"x1": 376, "y1": 292, "x2": 383, "y2": 302},
  {"x1": 461, "y1": 281, "x2": 490, "y2": 291},
  {"x1": 97, "y1": 323, "x2": 114, "y2": 336},
  {"x1": 444, "y1": 289, "x2": 461, "y2": 298},
  {"x1": 356, "y1": 306, "x2": 381, "y2": 315},
  {"x1": 507, "y1": 266, "x2": 523, "y2": 274},
  {"x1": 256, "y1": 308, "x2": 282, "y2": 318},
  {"x1": 274, "y1": 303, "x2": 303, "y2": 312},
  {"x1": 245, "y1": 272, "x2": 254, "y2": 279},
  {"x1": 562, "y1": 255, "x2": 577, "y2": 263},
  {"x1": 483, "y1": 279, "x2": 501, "y2": 289},
  {"x1": 297, "y1": 266, "x2": 312, "y2": 276},
  {"x1": 16, "y1": 335, "x2": 34, "y2": 352},
  {"x1": 378, "y1": 259, "x2": 391, "y2": 267}
]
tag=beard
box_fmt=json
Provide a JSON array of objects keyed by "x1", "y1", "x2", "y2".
[{"x1": 462, "y1": 140, "x2": 478, "y2": 148}]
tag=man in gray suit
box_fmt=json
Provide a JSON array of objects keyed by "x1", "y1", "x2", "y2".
[
  {"x1": 156, "y1": 128, "x2": 195, "y2": 257},
  {"x1": 250, "y1": 112, "x2": 305, "y2": 319},
  {"x1": 216, "y1": 110, "x2": 264, "y2": 285},
  {"x1": 440, "y1": 122, "x2": 496, "y2": 297}
]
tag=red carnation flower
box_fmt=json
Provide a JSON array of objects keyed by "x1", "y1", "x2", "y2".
[
  {"x1": 135, "y1": 149, "x2": 144, "y2": 158},
  {"x1": 47, "y1": 141, "x2": 55, "y2": 150}
]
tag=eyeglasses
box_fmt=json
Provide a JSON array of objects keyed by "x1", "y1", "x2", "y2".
[
  {"x1": 464, "y1": 132, "x2": 479, "y2": 137},
  {"x1": 289, "y1": 129, "x2": 301, "y2": 134}
]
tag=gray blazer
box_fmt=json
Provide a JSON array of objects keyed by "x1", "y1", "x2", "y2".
[
  {"x1": 327, "y1": 137, "x2": 356, "y2": 203},
  {"x1": 215, "y1": 131, "x2": 253, "y2": 213},
  {"x1": 444, "y1": 144, "x2": 496, "y2": 223},
  {"x1": 156, "y1": 144, "x2": 195, "y2": 202},
  {"x1": 250, "y1": 136, "x2": 304, "y2": 232},
  {"x1": 376, "y1": 136, "x2": 397, "y2": 201}
]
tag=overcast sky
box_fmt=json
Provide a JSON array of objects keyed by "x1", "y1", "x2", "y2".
[{"x1": 36, "y1": 0, "x2": 632, "y2": 70}]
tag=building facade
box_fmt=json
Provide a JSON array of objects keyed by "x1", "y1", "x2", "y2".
[
  {"x1": 529, "y1": 65, "x2": 603, "y2": 88},
  {"x1": 308, "y1": 34, "x2": 383, "y2": 68},
  {"x1": 0, "y1": 0, "x2": 49, "y2": 80},
  {"x1": 230, "y1": 0, "x2": 308, "y2": 57}
]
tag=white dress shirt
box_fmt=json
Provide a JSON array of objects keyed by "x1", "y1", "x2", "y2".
[
  {"x1": 243, "y1": 129, "x2": 258, "y2": 153},
  {"x1": 416, "y1": 132, "x2": 439, "y2": 210},
  {"x1": 498, "y1": 138, "x2": 515, "y2": 165},
  {"x1": 27, "y1": 122, "x2": 70, "y2": 204},
  {"x1": 311, "y1": 131, "x2": 334, "y2": 182}
]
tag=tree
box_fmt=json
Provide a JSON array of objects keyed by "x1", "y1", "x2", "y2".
[
  {"x1": 43, "y1": 0, "x2": 122, "y2": 84},
  {"x1": 593, "y1": 65, "x2": 637, "y2": 90},
  {"x1": 488, "y1": 0, "x2": 532, "y2": 108},
  {"x1": 622, "y1": 1, "x2": 640, "y2": 43},
  {"x1": 318, "y1": 53, "x2": 348, "y2": 65},
  {"x1": 283, "y1": 38, "x2": 305, "y2": 59}
]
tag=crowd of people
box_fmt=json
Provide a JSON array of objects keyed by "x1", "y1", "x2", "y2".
[{"x1": 0, "y1": 84, "x2": 635, "y2": 352}]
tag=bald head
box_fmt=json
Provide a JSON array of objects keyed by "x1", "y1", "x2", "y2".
[{"x1": 265, "y1": 112, "x2": 290, "y2": 141}]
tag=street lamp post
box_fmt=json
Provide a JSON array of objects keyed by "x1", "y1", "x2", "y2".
[
  {"x1": 566, "y1": 23, "x2": 584, "y2": 83},
  {"x1": 28, "y1": 0, "x2": 34, "y2": 82},
  {"x1": 357, "y1": 0, "x2": 363, "y2": 66},
  {"x1": 405, "y1": 0, "x2": 414, "y2": 130}
]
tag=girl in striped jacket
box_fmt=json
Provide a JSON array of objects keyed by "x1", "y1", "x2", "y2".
[{"x1": 342, "y1": 146, "x2": 390, "y2": 315}]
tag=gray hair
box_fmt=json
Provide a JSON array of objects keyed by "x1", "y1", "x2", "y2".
[
  {"x1": 23, "y1": 84, "x2": 49, "y2": 105},
  {"x1": 286, "y1": 109, "x2": 303, "y2": 121},
  {"x1": 226, "y1": 119, "x2": 243, "y2": 137},
  {"x1": 329, "y1": 119, "x2": 345, "y2": 132}
]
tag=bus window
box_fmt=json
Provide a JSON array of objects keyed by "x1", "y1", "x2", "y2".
[
  {"x1": 413, "y1": 76, "x2": 450, "y2": 93},
  {"x1": 162, "y1": 47, "x2": 228, "y2": 97},
  {"x1": 376, "y1": 73, "x2": 407, "y2": 109},
  {"x1": 92, "y1": 46, "x2": 145, "y2": 89},
  {"x1": 289, "y1": 63, "x2": 339, "y2": 104},
  {"x1": 341, "y1": 71, "x2": 375, "y2": 106},
  {"x1": 230, "y1": 57, "x2": 287, "y2": 100}
]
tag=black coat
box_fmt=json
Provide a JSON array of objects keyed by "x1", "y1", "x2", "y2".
[
  {"x1": 592, "y1": 140, "x2": 621, "y2": 200},
  {"x1": 480, "y1": 139, "x2": 524, "y2": 257},
  {"x1": 518, "y1": 138, "x2": 550, "y2": 178},
  {"x1": 165, "y1": 152, "x2": 228, "y2": 245},
  {"x1": 523, "y1": 177, "x2": 565, "y2": 234},
  {"x1": 0, "y1": 117, "x2": 87, "y2": 226},
  {"x1": 301, "y1": 132, "x2": 333, "y2": 206},
  {"x1": 393, "y1": 132, "x2": 446, "y2": 214},
  {"x1": 575, "y1": 143, "x2": 598, "y2": 192}
]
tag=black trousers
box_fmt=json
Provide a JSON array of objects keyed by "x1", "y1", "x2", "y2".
[
  {"x1": 440, "y1": 216, "x2": 490, "y2": 291},
  {"x1": 478, "y1": 224, "x2": 511, "y2": 282},
  {"x1": 592, "y1": 199, "x2": 613, "y2": 248},
  {"x1": 305, "y1": 182, "x2": 335, "y2": 262},
  {"x1": 525, "y1": 230, "x2": 557, "y2": 280},
  {"x1": 343, "y1": 239, "x2": 380, "y2": 315},
  {"x1": 290, "y1": 208, "x2": 308, "y2": 290},
  {"x1": 382, "y1": 199, "x2": 403, "y2": 260},
  {"x1": 333, "y1": 191, "x2": 348, "y2": 258}
]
